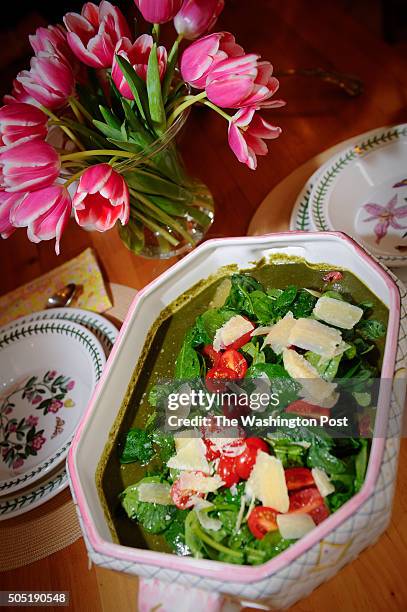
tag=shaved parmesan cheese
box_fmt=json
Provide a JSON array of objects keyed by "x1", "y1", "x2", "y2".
[
  {"x1": 313, "y1": 296, "x2": 363, "y2": 330},
  {"x1": 288, "y1": 318, "x2": 343, "y2": 358},
  {"x1": 174, "y1": 430, "x2": 199, "y2": 451},
  {"x1": 264, "y1": 312, "x2": 296, "y2": 354},
  {"x1": 245, "y1": 452, "x2": 289, "y2": 513},
  {"x1": 194, "y1": 499, "x2": 222, "y2": 531},
  {"x1": 234, "y1": 495, "x2": 247, "y2": 533},
  {"x1": 137, "y1": 482, "x2": 174, "y2": 505},
  {"x1": 312, "y1": 467, "x2": 335, "y2": 497},
  {"x1": 283, "y1": 349, "x2": 337, "y2": 403},
  {"x1": 251, "y1": 326, "x2": 274, "y2": 337},
  {"x1": 167, "y1": 438, "x2": 210, "y2": 473},
  {"x1": 179, "y1": 471, "x2": 224, "y2": 493},
  {"x1": 302, "y1": 389, "x2": 339, "y2": 409},
  {"x1": 213, "y1": 315, "x2": 254, "y2": 351},
  {"x1": 277, "y1": 513, "x2": 315, "y2": 539},
  {"x1": 304, "y1": 288, "x2": 322, "y2": 298}
]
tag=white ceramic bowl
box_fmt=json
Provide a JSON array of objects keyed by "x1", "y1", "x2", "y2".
[{"x1": 68, "y1": 232, "x2": 407, "y2": 610}]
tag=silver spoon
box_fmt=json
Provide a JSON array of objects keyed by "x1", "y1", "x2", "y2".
[{"x1": 46, "y1": 283, "x2": 81, "y2": 309}]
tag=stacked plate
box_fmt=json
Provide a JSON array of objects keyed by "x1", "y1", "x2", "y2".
[
  {"x1": 0, "y1": 308, "x2": 118, "y2": 520},
  {"x1": 290, "y1": 124, "x2": 407, "y2": 281}
]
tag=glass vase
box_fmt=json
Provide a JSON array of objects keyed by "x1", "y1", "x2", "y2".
[{"x1": 118, "y1": 111, "x2": 214, "y2": 259}]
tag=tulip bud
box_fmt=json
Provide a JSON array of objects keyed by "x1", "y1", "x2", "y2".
[
  {"x1": 134, "y1": 0, "x2": 183, "y2": 24},
  {"x1": 73, "y1": 164, "x2": 129, "y2": 232},
  {"x1": 16, "y1": 52, "x2": 75, "y2": 110},
  {"x1": 174, "y1": 0, "x2": 224, "y2": 40}
]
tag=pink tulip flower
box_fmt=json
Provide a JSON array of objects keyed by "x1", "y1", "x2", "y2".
[
  {"x1": 112, "y1": 36, "x2": 167, "y2": 97},
  {"x1": 174, "y1": 0, "x2": 224, "y2": 40},
  {"x1": 228, "y1": 107, "x2": 281, "y2": 170},
  {"x1": 73, "y1": 164, "x2": 129, "y2": 232},
  {"x1": 0, "y1": 191, "x2": 26, "y2": 238},
  {"x1": 134, "y1": 0, "x2": 183, "y2": 24},
  {"x1": 206, "y1": 56, "x2": 282, "y2": 109},
  {"x1": 16, "y1": 52, "x2": 75, "y2": 110},
  {"x1": 10, "y1": 185, "x2": 71, "y2": 254},
  {"x1": 29, "y1": 25, "x2": 74, "y2": 64},
  {"x1": 0, "y1": 102, "x2": 48, "y2": 146},
  {"x1": 0, "y1": 140, "x2": 60, "y2": 192},
  {"x1": 4, "y1": 79, "x2": 36, "y2": 106},
  {"x1": 64, "y1": 1, "x2": 131, "y2": 69},
  {"x1": 180, "y1": 31, "x2": 244, "y2": 89}
]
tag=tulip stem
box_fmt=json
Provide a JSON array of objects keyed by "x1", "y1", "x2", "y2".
[
  {"x1": 40, "y1": 106, "x2": 86, "y2": 152},
  {"x1": 202, "y1": 101, "x2": 233, "y2": 121},
  {"x1": 60, "y1": 149, "x2": 133, "y2": 161},
  {"x1": 167, "y1": 91, "x2": 207, "y2": 125},
  {"x1": 69, "y1": 97, "x2": 94, "y2": 124},
  {"x1": 152, "y1": 23, "x2": 160, "y2": 43}
]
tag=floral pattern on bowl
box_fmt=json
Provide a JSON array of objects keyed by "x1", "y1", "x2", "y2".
[{"x1": 0, "y1": 370, "x2": 75, "y2": 471}]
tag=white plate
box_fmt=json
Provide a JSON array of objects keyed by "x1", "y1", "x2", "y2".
[
  {"x1": 0, "y1": 462, "x2": 67, "y2": 520},
  {"x1": 310, "y1": 124, "x2": 407, "y2": 266},
  {"x1": 0, "y1": 320, "x2": 105, "y2": 494},
  {"x1": 5, "y1": 308, "x2": 118, "y2": 358}
]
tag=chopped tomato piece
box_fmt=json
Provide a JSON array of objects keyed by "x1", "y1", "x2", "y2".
[
  {"x1": 203, "y1": 438, "x2": 221, "y2": 461},
  {"x1": 248, "y1": 506, "x2": 279, "y2": 539},
  {"x1": 310, "y1": 502, "x2": 330, "y2": 525},
  {"x1": 170, "y1": 479, "x2": 204, "y2": 510},
  {"x1": 227, "y1": 330, "x2": 254, "y2": 351},
  {"x1": 235, "y1": 437, "x2": 269, "y2": 480},
  {"x1": 288, "y1": 486, "x2": 329, "y2": 524},
  {"x1": 218, "y1": 349, "x2": 248, "y2": 378},
  {"x1": 217, "y1": 455, "x2": 240, "y2": 488},
  {"x1": 206, "y1": 366, "x2": 238, "y2": 393},
  {"x1": 323, "y1": 270, "x2": 343, "y2": 283},
  {"x1": 285, "y1": 400, "x2": 330, "y2": 419},
  {"x1": 285, "y1": 467, "x2": 315, "y2": 491},
  {"x1": 202, "y1": 344, "x2": 221, "y2": 366}
]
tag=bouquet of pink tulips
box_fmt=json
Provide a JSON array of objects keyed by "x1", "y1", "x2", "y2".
[{"x1": 0, "y1": 0, "x2": 284, "y2": 257}]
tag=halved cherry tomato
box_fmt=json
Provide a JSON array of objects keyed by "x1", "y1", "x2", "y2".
[
  {"x1": 203, "y1": 438, "x2": 221, "y2": 461},
  {"x1": 288, "y1": 487, "x2": 329, "y2": 524},
  {"x1": 202, "y1": 344, "x2": 220, "y2": 366},
  {"x1": 323, "y1": 270, "x2": 343, "y2": 283},
  {"x1": 285, "y1": 400, "x2": 330, "y2": 419},
  {"x1": 218, "y1": 349, "x2": 248, "y2": 378},
  {"x1": 206, "y1": 366, "x2": 238, "y2": 392},
  {"x1": 248, "y1": 506, "x2": 279, "y2": 539},
  {"x1": 285, "y1": 467, "x2": 315, "y2": 491},
  {"x1": 170, "y1": 479, "x2": 204, "y2": 510},
  {"x1": 217, "y1": 455, "x2": 240, "y2": 488},
  {"x1": 235, "y1": 437, "x2": 269, "y2": 480}
]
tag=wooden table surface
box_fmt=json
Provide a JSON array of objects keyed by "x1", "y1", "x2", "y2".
[{"x1": 1, "y1": 1, "x2": 407, "y2": 610}]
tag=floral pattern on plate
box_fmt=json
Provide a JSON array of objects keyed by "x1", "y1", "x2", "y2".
[{"x1": 0, "y1": 370, "x2": 75, "y2": 470}]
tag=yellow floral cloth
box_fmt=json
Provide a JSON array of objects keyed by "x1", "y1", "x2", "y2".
[{"x1": 0, "y1": 248, "x2": 112, "y2": 327}]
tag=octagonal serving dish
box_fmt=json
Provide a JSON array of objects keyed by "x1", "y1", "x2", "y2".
[{"x1": 68, "y1": 232, "x2": 407, "y2": 610}]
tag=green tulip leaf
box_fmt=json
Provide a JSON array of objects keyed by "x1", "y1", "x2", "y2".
[
  {"x1": 98, "y1": 105, "x2": 121, "y2": 129},
  {"x1": 146, "y1": 43, "x2": 166, "y2": 132},
  {"x1": 115, "y1": 55, "x2": 150, "y2": 123}
]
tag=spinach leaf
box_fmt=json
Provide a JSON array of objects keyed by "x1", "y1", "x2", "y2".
[
  {"x1": 268, "y1": 439, "x2": 307, "y2": 467},
  {"x1": 184, "y1": 510, "x2": 205, "y2": 559},
  {"x1": 121, "y1": 476, "x2": 176, "y2": 534},
  {"x1": 224, "y1": 274, "x2": 264, "y2": 314},
  {"x1": 356, "y1": 319, "x2": 386, "y2": 340},
  {"x1": 322, "y1": 290, "x2": 344, "y2": 301},
  {"x1": 247, "y1": 363, "x2": 299, "y2": 407},
  {"x1": 120, "y1": 428, "x2": 154, "y2": 465},
  {"x1": 272, "y1": 285, "x2": 297, "y2": 318},
  {"x1": 151, "y1": 431, "x2": 176, "y2": 463},
  {"x1": 267, "y1": 288, "x2": 283, "y2": 299},
  {"x1": 241, "y1": 340, "x2": 266, "y2": 365},
  {"x1": 291, "y1": 290, "x2": 317, "y2": 318},
  {"x1": 175, "y1": 330, "x2": 201, "y2": 379},
  {"x1": 163, "y1": 509, "x2": 190, "y2": 555},
  {"x1": 246, "y1": 531, "x2": 293, "y2": 565},
  {"x1": 307, "y1": 443, "x2": 347, "y2": 475},
  {"x1": 194, "y1": 308, "x2": 236, "y2": 343},
  {"x1": 305, "y1": 351, "x2": 342, "y2": 381},
  {"x1": 250, "y1": 290, "x2": 275, "y2": 324}
]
